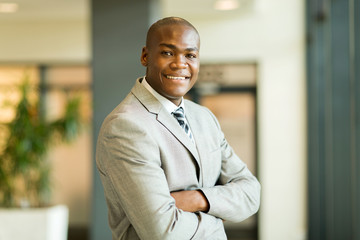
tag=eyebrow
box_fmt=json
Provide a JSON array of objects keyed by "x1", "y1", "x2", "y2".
[{"x1": 159, "y1": 43, "x2": 199, "y2": 52}]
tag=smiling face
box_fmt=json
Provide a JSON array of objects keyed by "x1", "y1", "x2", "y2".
[{"x1": 141, "y1": 23, "x2": 200, "y2": 106}]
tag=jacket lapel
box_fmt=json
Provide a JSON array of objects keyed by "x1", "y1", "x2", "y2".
[
  {"x1": 156, "y1": 108, "x2": 200, "y2": 163},
  {"x1": 131, "y1": 78, "x2": 200, "y2": 165}
]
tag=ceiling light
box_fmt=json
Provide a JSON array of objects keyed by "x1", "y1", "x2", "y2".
[
  {"x1": 214, "y1": 0, "x2": 239, "y2": 11},
  {"x1": 0, "y1": 3, "x2": 18, "y2": 13}
]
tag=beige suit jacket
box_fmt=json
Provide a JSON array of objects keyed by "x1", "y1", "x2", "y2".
[{"x1": 96, "y1": 78, "x2": 261, "y2": 240}]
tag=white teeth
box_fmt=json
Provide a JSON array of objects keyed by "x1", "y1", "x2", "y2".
[{"x1": 166, "y1": 75, "x2": 187, "y2": 80}]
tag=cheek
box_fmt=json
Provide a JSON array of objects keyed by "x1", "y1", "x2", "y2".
[
  {"x1": 155, "y1": 58, "x2": 169, "y2": 69},
  {"x1": 190, "y1": 62, "x2": 200, "y2": 74},
  {"x1": 190, "y1": 68, "x2": 199, "y2": 82}
]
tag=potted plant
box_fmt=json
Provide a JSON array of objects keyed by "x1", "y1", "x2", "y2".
[{"x1": 0, "y1": 77, "x2": 82, "y2": 240}]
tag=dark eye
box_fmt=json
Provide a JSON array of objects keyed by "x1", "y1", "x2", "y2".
[
  {"x1": 186, "y1": 53, "x2": 197, "y2": 59},
  {"x1": 161, "y1": 51, "x2": 173, "y2": 56}
]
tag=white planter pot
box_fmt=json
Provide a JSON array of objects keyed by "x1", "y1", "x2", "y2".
[{"x1": 0, "y1": 205, "x2": 69, "y2": 240}]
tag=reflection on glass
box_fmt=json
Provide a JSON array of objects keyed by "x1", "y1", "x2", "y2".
[{"x1": 200, "y1": 93, "x2": 256, "y2": 174}]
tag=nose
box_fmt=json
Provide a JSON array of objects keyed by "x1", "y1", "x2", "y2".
[{"x1": 170, "y1": 55, "x2": 187, "y2": 69}]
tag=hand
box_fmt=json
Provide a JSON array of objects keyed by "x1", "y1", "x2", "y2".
[{"x1": 170, "y1": 190, "x2": 209, "y2": 213}]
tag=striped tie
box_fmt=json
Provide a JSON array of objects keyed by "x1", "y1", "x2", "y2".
[{"x1": 172, "y1": 107, "x2": 194, "y2": 142}]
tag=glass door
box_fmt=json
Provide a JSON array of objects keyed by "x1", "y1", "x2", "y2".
[{"x1": 187, "y1": 63, "x2": 258, "y2": 240}]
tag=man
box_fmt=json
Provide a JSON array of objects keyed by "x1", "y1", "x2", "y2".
[{"x1": 96, "y1": 17, "x2": 260, "y2": 240}]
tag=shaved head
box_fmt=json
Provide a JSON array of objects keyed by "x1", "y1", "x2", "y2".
[{"x1": 146, "y1": 17, "x2": 200, "y2": 48}]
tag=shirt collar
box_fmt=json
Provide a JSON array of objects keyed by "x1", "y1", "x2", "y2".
[{"x1": 141, "y1": 76, "x2": 186, "y2": 114}]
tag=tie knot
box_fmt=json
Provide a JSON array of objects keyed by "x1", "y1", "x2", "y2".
[
  {"x1": 172, "y1": 107, "x2": 186, "y2": 126},
  {"x1": 172, "y1": 107, "x2": 194, "y2": 143},
  {"x1": 173, "y1": 107, "x2": 184, "y2": 117}
]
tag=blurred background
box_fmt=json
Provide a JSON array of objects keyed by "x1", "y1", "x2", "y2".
[{"x1": 0, "y1": 0, "x2": 358, "y2": 240}]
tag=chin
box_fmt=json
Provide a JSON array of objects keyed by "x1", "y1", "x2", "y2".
[{"x1": 171, "y1": 89, "x2": 189, "y2": 97}]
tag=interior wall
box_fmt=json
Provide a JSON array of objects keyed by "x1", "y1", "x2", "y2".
[
  {"x1": 163, "y1": 0, "x2": 307, "y2": 239},
  {"x1": 0, "y1": 19, "x2": 90, "y2": 63}
]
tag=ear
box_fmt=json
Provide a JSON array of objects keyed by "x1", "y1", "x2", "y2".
[{"x1": 140, "y1": 46, "x2": 148, "y2": 66}]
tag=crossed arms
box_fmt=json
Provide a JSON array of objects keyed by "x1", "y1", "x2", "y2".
[
  {"x1": 97, "y1": 107, "x2": 261, "y2": 240},
  {"x1": 171, "y1": 190, "x2": 209, "y2": 213}
]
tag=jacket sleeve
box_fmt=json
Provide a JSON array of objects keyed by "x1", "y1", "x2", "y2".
[
  {"x1": 96, "y1": 114, "x2": 226, "y2": 240},
  {"x1": 200, "y1": 109, "x2": 261, "y2": 222}
]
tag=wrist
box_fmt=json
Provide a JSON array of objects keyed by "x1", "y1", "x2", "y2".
[{"x1": 196, "y1": 190, "x2": 209, "y2": 212}]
